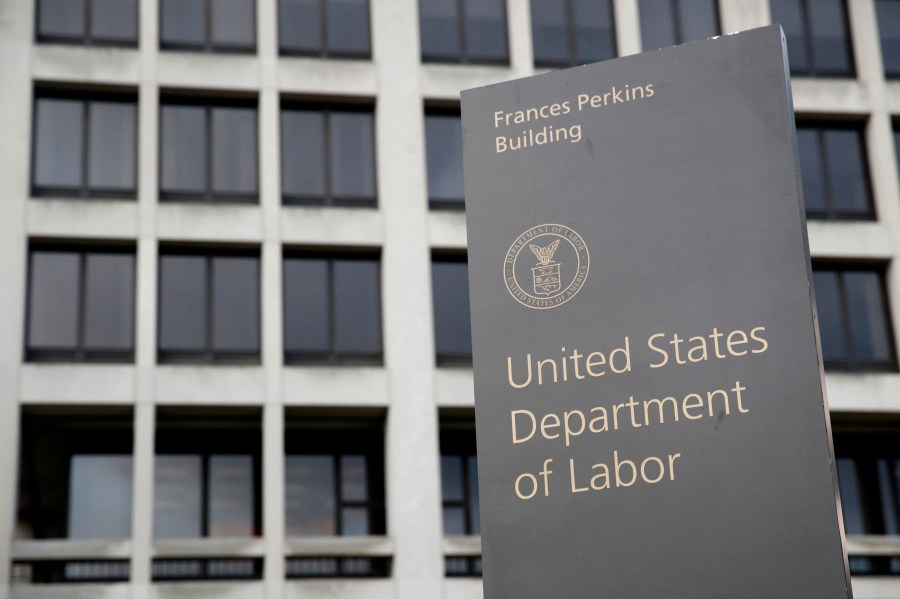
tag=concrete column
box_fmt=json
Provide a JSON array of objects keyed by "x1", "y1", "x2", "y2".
[
  {"x1": 718, "y1": 0, "x2": 770, "y2": 34},
  {"x1": 0, "y1": 0, "x2": 33, "y2": 595},
  {"x1": 613, "y1": 0, "x2": 642, "y2": 56}
]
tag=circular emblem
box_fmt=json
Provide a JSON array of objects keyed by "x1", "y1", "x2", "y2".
[{"x1": 503, "y1": 223, "x2": 590, "y2": 310}]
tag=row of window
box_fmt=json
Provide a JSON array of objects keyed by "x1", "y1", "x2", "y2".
[
  {"x1": 16, "y1": 410, "x2": 475, "y2": 541},
  {"x1": 34, "y1": 0, "x2": 900, "y2": 78},
  {"x1": 25, "y1": 245, "x2": 470, "y2": 365},
  {"x1": 15, "y1": 409, "x2": 900, "y2": 578},
  {"x1": 23, "y1": 242, "x2": 894, "y2": 371},
  {"x1": 32, "y1": 90, "x2": 898, "y2": 220}
]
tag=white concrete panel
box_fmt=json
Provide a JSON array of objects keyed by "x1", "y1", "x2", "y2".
[
  {"x1": 27, "y1": 199, "x2": 139, "y2": 240},
  {"x1": 11, "y1": 584, "x2": 131, "y2": 599},
  {"x1": 151, "y1": 582, "x2": 266, "y2": 599},
  {"x1": 443, "y1": 579, "x2": 484, "y2": 599},
  {"x1": 282, "y1": 367, "x2": 389, "y2": 407},
  {"x1": 278, "y1": 59, "x2": 378, "y2": 97},
  {"x1": 285, "y1": 536, "x2": 393, "y2": 557},
  {"x1": 283, "y1": 580, "x2": 394, "y2": 599},
  {"x1": 153, "y1": 539, "x2": 264, "y2": 558},
  {"x1": 154, "y1": 366, "x2": 264, "y2": 405},
  {"x1": 157, "y1": 204, "x2": 263, "y2": 243},
  {"x1": 433, "y1": 369, "x2": 474, "y2": 408},
  {"x1": 32, "y1": 46, "x2": 139, "y2": 86},
  {"x1": 20, "y1": 364, "x2": 136, "y2": 404},
  {"x1": 420, "y1": 65, "x2": 521, "y2": 103},
  {"x1": 428, "y1": 213, "x2": 467, "y2": 250},
  {"x1": 850, "y1": 577, "x2": 900, "y2": 599},
  {"x1": 157, "y1": 54, "x2": 261, "y2": 92},
  {"x1": 279, "y1": 207, "x2": 384, "y2": 247},
  {"x1": 792, "y1": 79, "x2": 871, "y2": 115},
  {"x1": 12, "y1": 540, "x2": 132, "y2": 560},
  {"x1": 825, "y1": 372, "x2": 900, "y2": 413},
  {"x1": 807, "y1": 221, "x2": 894, "y2": 259}
]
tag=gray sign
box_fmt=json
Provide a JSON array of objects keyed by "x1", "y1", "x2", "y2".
[{"x1": 461, "y1": 25, "x2": 851, "y2": 598}]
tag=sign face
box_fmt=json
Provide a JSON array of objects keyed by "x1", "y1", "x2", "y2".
[{"x1": 461, "y1": 26, "x2": 852, "y2": 599}]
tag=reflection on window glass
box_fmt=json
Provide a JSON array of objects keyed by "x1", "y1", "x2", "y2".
[
  {"x1": 420, "y1": 0, "x2": 508, "y2": 64},
  {"x1": 639, "y1": 0, "x2": 719, "y2": 51},
  {"x1": 158, "y1": 251, "x2": 260, "y2": 362},
  {"x1": 280, "y1": 0, "x2": 370, "y2": 56},
  {"x1": 441, "y1": 427, "x2": 479, "y2": 535},
  {"x1": 813, "y1": 267, "x2": 895, "y2": 370},
  {"x1": 771, "y1": 0, "x2": 854, "y2": 76},
  {"x1": 425, "y1": 112, "x2": 465, "y2": 209},
  {"x1": 160, "y1": 102, "x2": 258, "y2": 203},
  {"x1": 33, "y1": 95, "x2": 137, "y2": 197},
  {"x1": 877, "y1": 0, "x2": 900, "y2": 77},
  {"x1": 797, "y1": 124, "x2": 872, "y2": 219},
  {"x1": 281, "y1": 106, "x2": 376, "y2": 206},
  {"x1": 68, "y1": 455, "x2": 133, "y2": 539},
  {"x1": 432, "y1": 258, "x2": 472, "y2": 364},
  {"x1": 27, "y1": 248, "x2": 135, "y2": 361},
  {"x1": 38, "y1": 0, "x2": 137, "y2": 44},
  {"x1": 161, "y1": 0, "x2": 255, "y2": 50},
  {"x1": 285, "y1": 427, "x2": 384, "y2": 537},
  {"x1": 283, "y1": 255, "x2": 382, "y2": 363}
]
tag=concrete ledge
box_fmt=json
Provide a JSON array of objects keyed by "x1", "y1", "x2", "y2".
[
  {"x1": 851, "y1": 577, "x2": 900, "y2": 599},
  {"x1": 32, "y1": 45, "x2": 139, "y2": 87},
  {"x1": 278, "y1": 58, "x2": 378, "y2": 98},
  {"x1": 284, "y1": 580, "x2": 393, "y2": 599},
  {"x1": 12, "y1": 583, "x2": 131, "y2": 599},
  {"x1": 151, "y1": 582, "x2": 265, "y2": 599},
  {"x1": 153, "y1": 538, "x2": 264, "y2": 558},
  {"x1": 280, "y1": 206, "x2": 383, "y2": 248},
  {"x1": 157, "y1": 52, "x2": 260, "y2": 93},
  {"x1": 428, "y1": 211, "x2": 467, "y2": 250},
  {"x1": 157, "y1": 204, "x2": 263, "y2": 244},
  {"x1": 20, "y1": 364, "x2": 135, "y2": 404},
  {"x1": 284, "y1": 536, "x2": 392, "y2": 557},
  {"x1": 846, "y1": 535, "x2": 900, "y2": 556},
  {"x1": 807, "y1": 221, "x2": 894, "y2": 260},
  {"x1": 791, "y1": 78, "x2": 871, "y2": 115},
  {"x1": 421, "y1": 64, "x2": 524, "y2": 102},
  {"x1": 442, "y1": 536, "x2": 481, "y2": 557},
  {"x1": 444, "y1": 578, "x2": 485, "y2": 599},
  {"x1": 12, "y1": 539, "x2": 131, "y2": 560},
  {"x1": 826, "y1": 372, "x2": 900, "y2": 413},
  {"x1": 155, "y1": 366, "x2": 264, "y2": 405},
  {"x1": 28, "y1": 199, "x2": 138, "y2": 241},
  {"x1": 282, "y1": 366, "x2": 389, "y2": 407},
  {"x1": 434, "y1": 368, "x2": 474, "y2": 408}
]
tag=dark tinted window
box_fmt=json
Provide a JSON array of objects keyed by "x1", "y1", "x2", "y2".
[
  {"x1": 283, "y1": 253, "x2": 382, "y2": 363},
  {"x1": 158, "y1": 250, "x2": 260, "y2": 363},
  {"x1": 26, "y1": 246, "x2": 135, "y2": 362},
  {"x1": 161, "y1": 0, "x2": 255, "y2": 51},
  {"x1": 441, "y1": 426, "x2": 479, "y2": 536},
  {"x1": 425, "y1": 111, "x2": 464, "y2": 209},
  {"x1": 284, "y1": 425, "x2": 385, "y2": 537},
  {"x1": 155, "y1": 413, "x2": 261, "y2": 539},
  {"x1": 279, "y1": 0, "x2": 370, "y2": 57},
  {"x1": 877, "y1": 1, "x2": 900, "y2": 77},
  {"x1": 420, "y1": 0, "x2": 509, "y2": 64},
  {"x1": 33, "y1": 93, "x2": 137, "y2": 198},
  {"x1": 432, "y1": 256, "x2": 471, "y2": 364},
  {"x1": 813, "y1": 267, "x2": 895, "y2": 370},
  {"x1": 771, "y1": 0, "x2": 854, "y2": 76},
  {"x1": 37, "y1": 0, "x2": 137, "y2": 45},
  {"x1": 797, "y1": 123, "x2": 872, "y2": 219},
  {"x1": 639, "y1": 0, "x2": 719, "y2": 51},
  {"x1": 160, "y1": 100, "x2": 258, "y2": 203},
  {"x1": 281, "y1": 106, "x2": 376, "y2": 207},
  {"x1": 533, "y1": 0, "x2": 615, "y2": 66},
  {"x1": 17, "y1": 411, "x2": 133, "y2": 540},
  {"x1": 834, "y1": 429, "x2": 900, "y2": 574}
]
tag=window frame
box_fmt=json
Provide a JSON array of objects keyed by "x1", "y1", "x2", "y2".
[
  {"x1": 31, "y1": 89, "x2": 138, "y2": 200},
  {"x1": 282, "y1": 250, "x2": 383, "y2": 365},
  {"x1": 280, "y1": 102, "x2": 378, "y2": 207},
  {"x1": 154, "y1": 413, "x2": 263, "y2": 539},
  {"x1": 278, "y1": 0, "x2": 372, "y2": 59},
  {"x1": 35, "y1": 0, "x2": 139, "y2": 46},
  {"x1": 284, "y1": 422, "x2": 387, "y2": 538},
  {"x1": 420, "y1": 0, "x2": 510, "y2": 65},
  {"x1": 639, "y1": 0, "x2": 721, "y2": 51},
  {"x1": 24, "y1": 243, "x2": 136, "y2": 363},
  {"x1": 773, "y1": 0, "x2": 856, "y2": 77},
  {"x1": 813, "y1": 263, "x2": 898, "y2": 372},
  {"x1": 158, "y1": 0, "x2": 257, "y2": 53},
  {"x1": 424, "y1": 107, "x2": 465, "y2": 211},
  {"x1": 156, "y1": 246, "x2": 262, "y2": 364},
  {"x1": 440, "y1": 423, "x2": 479, "y2": 536},
  {"x1": 159, "y1": 96, "x2": 259, "y2": 204},
  {"x1": 531, "y1": 0, "x2": 617, "y2": 68},
  {"x1": 797, "y1": 121, "x2": 875, "y2": 221}
]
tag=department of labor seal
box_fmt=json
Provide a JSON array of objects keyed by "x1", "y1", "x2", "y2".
[{"x1": 503, "y1": 224, "x2": 590, "y2": 309}]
